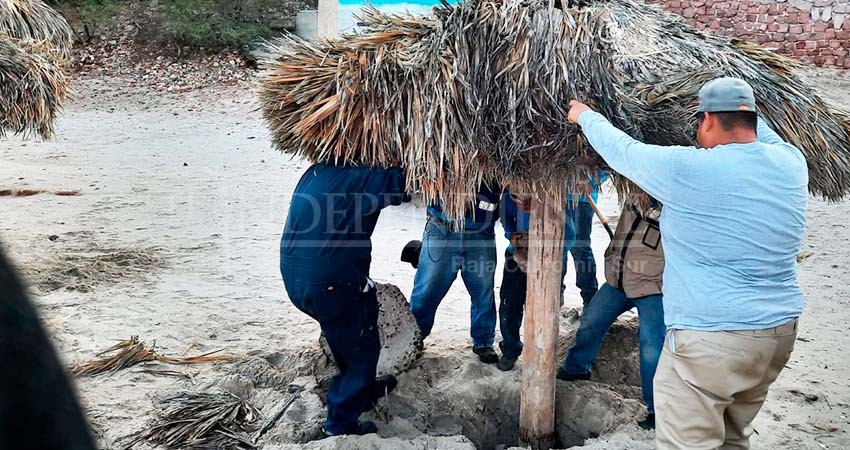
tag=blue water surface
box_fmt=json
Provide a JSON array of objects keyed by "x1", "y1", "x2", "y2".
[
  {"x1": 339, "y1": 0, "x2": 444, "y2": 32},
  {"x1": 340, "y1": 0, "x2": 442, "y2": 5}
]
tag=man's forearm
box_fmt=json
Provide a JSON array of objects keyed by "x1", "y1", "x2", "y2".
[{"x1": 578, "y1": 112, "x2": 632, "y2": 169}]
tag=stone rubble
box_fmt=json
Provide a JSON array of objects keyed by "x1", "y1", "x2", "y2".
[{"x1": 70, "y1": 20, "x2": 256, "y2": 93}]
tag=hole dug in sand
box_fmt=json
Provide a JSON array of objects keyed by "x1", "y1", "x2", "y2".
[
  {"x1": 201, "y1": 290, "x2": 651, "y2": 450},
  {"x1": 375, "y1": 347, "x2": 646, "y2": 450},
  {"x1": 360, "y1": 305, "x2": 649, "y2": 449}
]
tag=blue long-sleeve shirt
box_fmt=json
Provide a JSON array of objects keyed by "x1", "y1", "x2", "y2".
[
  {"x1": 577, "y1": 111, "x2": 808, "y2": 331},
  {"x1": 280, "y1": 163, "x2": 407, "y2": 282},
  {"x1": 501, "y1": 190, "x2": 577, "y2": 255},
  {"x1": 566, "y1": 170, "x2": 609, "y2": 204}
]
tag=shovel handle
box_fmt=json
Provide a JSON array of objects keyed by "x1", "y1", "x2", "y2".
[{"x1": 586, "y1": 197, "x2": 615, "y2": 240}]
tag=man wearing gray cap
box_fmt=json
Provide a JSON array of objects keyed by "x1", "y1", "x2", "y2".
[{"x1": 566, "y1": 78, "x2": 807, "y2": 449}]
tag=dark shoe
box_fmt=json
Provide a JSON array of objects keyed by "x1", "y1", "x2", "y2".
[
  {"x1": 556, "y1": 367, "x2": 591, "y2": 381},
  {"x1": 320, "y1": 421, "x2": 379, "y2": 439},
  {"x1": 370, "y1": 375, "x2": 398, "y2": 402},
  {"x1": 497, "y1": 355, "x2": 517, "y2": 371},
  {"x1": 637, "y1": 413, "x2": 655, "y2": 430},
  {"x1": 473, "y1": 346, "x2": 499, "y2": 364},
  {"x1": 356, "y1": 421, "x2": 378, "y2": 435},
  {"x1": 400, "y1": 240, "x2": 422, "y2": 268}
]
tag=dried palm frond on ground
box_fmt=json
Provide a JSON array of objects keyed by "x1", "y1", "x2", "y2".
[
  {"x1": 72, "y1": 336, "x2": 231, "y2": 376},
  {"x1": 126, "y1": 392, "x2": 259, "y2": 450},
  {"x1": 0, "y1": 38, "x2": 69, "y2": 138},
  {"x1": 137, "y1": 369, "x2": 193, "y2": 380},
  {"x1": 0, "y1": 0, "x2": 73, "y2": 56},
  {"x1": 259, "y1": 0, "x2": 850, "y2": 219}
]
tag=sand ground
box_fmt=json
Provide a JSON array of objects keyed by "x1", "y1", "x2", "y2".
[{"x1": 1, "y1": 69, "x2": 849, "y2": 449}]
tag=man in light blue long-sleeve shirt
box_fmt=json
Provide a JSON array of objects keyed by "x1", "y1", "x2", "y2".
[{"x1": 567, "y1": 78, "x2": 807, "y2": 450}]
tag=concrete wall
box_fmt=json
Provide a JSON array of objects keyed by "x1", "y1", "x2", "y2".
[{"x1": 651, "y1": 0, "x2": 850, "y2": 67}]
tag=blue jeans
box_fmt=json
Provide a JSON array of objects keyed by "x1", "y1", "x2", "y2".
[
  {"x1": 410, "y1": 218, "x2": 497, "y2": 348},
  {"x1": 568, "y1": 202, "x2": 598, "y2": 305},
  {"x1": 560, "y1": 283, "x2": 665, "y2": 413},
  {"x1": 281, "y1": 263, "x2": 380, "y2": 435}
]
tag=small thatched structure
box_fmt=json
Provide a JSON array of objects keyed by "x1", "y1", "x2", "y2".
[
  {"x1": 0, "y1": 0, "x2": 73, "y2": 56},
  {"x1": 259, "y1": 0, "x2": 850, "y2": 218},
  {"x1": 0, "y1": 0, "x2": 72, "y2": 138},
  {"x1": 0, "y1": 38, "x2": 68, "y2": 138}
]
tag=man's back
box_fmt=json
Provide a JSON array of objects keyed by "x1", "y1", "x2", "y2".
[
  {"x1": 658, "y1": 123, "x2": 808, "y2": 330},
  {"x1": 577, "y1": 111, "x2": 809, "y2": 331},
  {"x1": 280, "y1": 163, "x2": 406, "y2": 278}
]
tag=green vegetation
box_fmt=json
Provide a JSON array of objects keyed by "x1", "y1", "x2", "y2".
[
  {"x1": 75, "y1": 0, "x2": 118, "y2": 29},
  {"x1": 160, "y1": 0, "x2": 273, "y2": 49},
  {"x1": 47, "y1": 0, "x2": 119, "y2": 38},
  {"x1": 48, "y1": 0, "x2": 278, "y2": 49}
]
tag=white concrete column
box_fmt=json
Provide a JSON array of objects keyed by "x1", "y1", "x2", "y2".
[{"x1": 318, "y1": 0, "x2": 339, "y2": 38}]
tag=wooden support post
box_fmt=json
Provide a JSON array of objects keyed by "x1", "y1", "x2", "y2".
[
  {"x1": 520, "y1": 188, "x2": 565, "y2": 450},
  {"x1": 317, "y1": 0, "x2": 339, "y2": 38}
]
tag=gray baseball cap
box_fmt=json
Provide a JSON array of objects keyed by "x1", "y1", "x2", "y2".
[{"x1": 697, "y1": 77, "x2": 757, "y2": 113}]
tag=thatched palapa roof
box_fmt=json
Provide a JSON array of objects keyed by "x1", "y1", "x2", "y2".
[
  {"x1": 258, "y1": 0, "x2": 850, "y2": 219},
  {"x1": 0, "y1": 0, "x2": 73, "y2": 56},
  {"x1": 0, "y1": 0, "x2": 72, "y2": 139},
  {"x1": 0, "y1": 38, "x2": 69, "y2": 138}
]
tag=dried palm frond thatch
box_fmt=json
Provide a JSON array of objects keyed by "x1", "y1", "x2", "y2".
[
  {"x1": 258, "y1": 0, "x2": 850, "y2": 219},
  {"x1": 0, "y1": 0, "x2": 72, "y2": 138},
  {"x1": 71, "y1": 336, "x2": 231, "y2": 376},
  {"x1": 0, "y1": 38, "x2": 68, "y2": 138},
  {"x1": 126, "y1": 392, "x2": 259, "y2": 450},
  {"x1": 0, "y1": 0, "x2": 73, "y2": 56}
]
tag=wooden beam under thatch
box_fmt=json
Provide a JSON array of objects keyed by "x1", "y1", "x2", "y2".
[
  {"x1": 0, "y1": 37, "x2": 69, "y2": 139},
  {"x1": 258, "y1": 0, "x2": 850, "y2": 221}
]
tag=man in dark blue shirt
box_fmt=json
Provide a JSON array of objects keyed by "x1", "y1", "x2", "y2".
[
  {"x1": 280, "y1": 163, "x2": 408, "y2": 437},
  {"x1": 409, "y1": 183, "x2": 502, "y2": 364}
]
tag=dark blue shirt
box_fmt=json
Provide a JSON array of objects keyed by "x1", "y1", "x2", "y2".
[
  {"x1": 280, "y1": 163, "x2": 407, "y2": 281},
  {"x1": 427, "y1": 183, "x2": 501, "y2": 234}
]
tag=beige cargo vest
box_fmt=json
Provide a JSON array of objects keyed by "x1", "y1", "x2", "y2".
[{"x1": 604, "y1": 204, "x2": 665, "y2": 299}]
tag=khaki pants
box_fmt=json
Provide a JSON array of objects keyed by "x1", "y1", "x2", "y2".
[{"x1": 654, "y1": 319, "x2": 798, "y2": 450}]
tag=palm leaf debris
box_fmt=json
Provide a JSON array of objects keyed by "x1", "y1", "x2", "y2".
[
  {"x1": 71, "y1": 336, "x2": 232, "y2": 376},
  {"x1": 258, "y1": 0, "x2": 850, "y2": 219},
  {"x1": 126, "y1": 392, "x2": 260, "y2": 450},
  {"x1": 796, "y1": 251, "x2": 814, "y2": 263}
]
